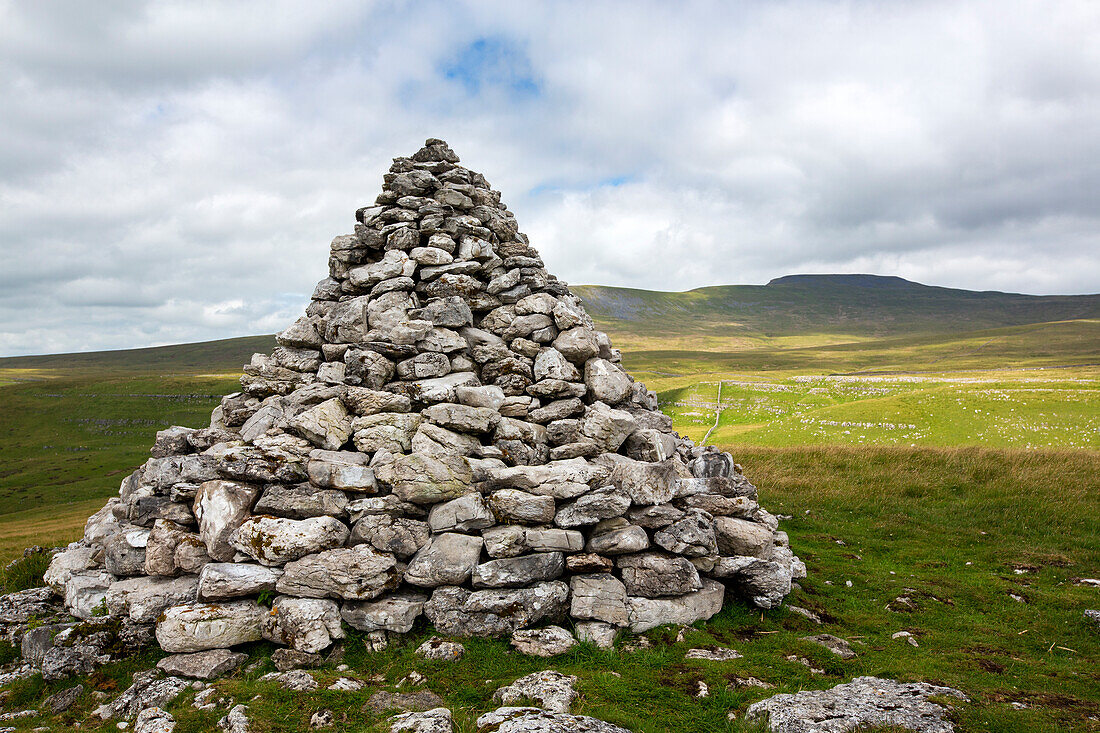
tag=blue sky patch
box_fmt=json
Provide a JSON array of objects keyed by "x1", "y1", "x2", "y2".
[{"x1": 440, "y1": 37, "x2": 540, "y2": 99}]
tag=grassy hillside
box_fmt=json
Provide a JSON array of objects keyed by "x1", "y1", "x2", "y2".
[{"x1": 573, "y1": 275, "x2": 1100, "y2": 352}]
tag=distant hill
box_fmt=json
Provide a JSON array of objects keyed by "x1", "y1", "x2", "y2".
[
  {"x1": 0, "y1": 275, "x2": 1096, "y2": 371},
  {"x1": 572, "y1": 274, "x2": 1100, "y2": 344}
]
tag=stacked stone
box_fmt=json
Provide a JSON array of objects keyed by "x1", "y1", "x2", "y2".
[{"x1": 45, "y1": 139, "x2": 804, "y2": 657}]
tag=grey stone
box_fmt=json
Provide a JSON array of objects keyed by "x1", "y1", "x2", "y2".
[
  {"x1": 609, "y1": 458, "x2": 687, "y2": 506},
  {"x1": 511, "y1": 625, "x2": 577, "y2": 657},
  {"x1": 255, "y1": 483, "x2": 348, "y2": 519},
  {"x1": 277, "y1": 545, "x2": 399, "y2": 600},
  {"x1": 618, "y1": 552, "x2": 702, "y2": 598},
  {"x1": 554, "y1": 486, "x2": 631, "y2": 527},
  {"x1": 422, "y1": 402, "x2": 500, "y2": 433},
  {"x1": 745, "y1": 676, "x2": 968, "y2": 733},
  {"x1": 569, "y1": 574, "x2": 629, "y2": 626},
  {"x1": 104, "y1": 527, "x2": 150, "y2": 576},
  {"x1": 105, "y1": 575, "x2": 199, "y2": 623},
  {"x1": 416, "y1": 636, "x2": 465, "y2": 661},
  {"x1": 262, "y1": 596, "x2": 345, "y2": 653},
  {"x1": 580, "y1": 402, "x2": 636, "y2": 451},
  {"x1": 493, "y1": 670, "x2": 578, "y2": 714},
  {"x1": 525, "y1": 528, "x2": 585, "y2": 552},
  {"x1": 488, "y1": 489, "x2": 557, "y2": 524},
  {"x1": 288, "y1": 398, "x2": 352, "y2": 450},
  {"x1": 583, "y1": 359, "x2": 632, "y2": 405},
  {"x1": 272, "y1": 647, "x2": 323, "y2": 670},
  {"x1": 366, "y1": 690, "x2": 446, "y2": 714},
  {"x1": 714, "y1": 517, "x2": 774, "y2": 558},
  {"x1": 428, "y1": 493, "x2": 495, "y2": 533},
  {"x1": 404, "y1": 533, "x2": 484, "y2": 587},
  {"x1": 575, "y1": 621, "x2": 618, "y2": 649},
  {"x1": 351, "y1": 514, "x2": 430, "y2": 557},
  {"x1": 343, "y1": 387, "x2": 412, "y2": 415},
  {"x1": 156, "y1": 601, "x2": 267, "y2": 653},
  {"x1": 472, "y1": 553, "x2": 564, "y2": 588},
  {"x1": 43, "y1": 684, "x2": 84, "y2": 714},
  {"x1": 157, "y1": 649, "x2": 247, "y2": 679},
  {"x1": 341, "y1": 593, "x2": 427, "y2": 633},
  {"x1": 260, "y1": 669, "x2": 319, "y2": 691},
  {"x1": 198, "y1": 562, "x2": 282, "y2": 600},
  {"x1": 352, "y1": 412, "x2": 422, "y2": 453},
  {"x1": 193, "y1": 481, "x2": 261, "y2": 562},
  {"x1": 307, "y1": 450, "x2": 378, "y2": 492},
  {"x1": 475, "y1": 708, "x2": 630, "y2": 733},
  {"x1": 218, "y1": 704, "x2": 252, "y2": 733},
  {"x1": 585, "y1": 519, "x2": 650, "y2": 555},
  {"x1": 653, "y1": 510, "x2": 718, "y2": 557},
  {"x1": 552, "y1": 328, "x2": 599, "y2": 363},
  {"x1": 94, "y1": 669, "x2": 189, "y2": 721},
  {"x1": 390, "y1": 707, "x2": 454, "y2": 733},
  {"x1": 423, "y1": 581, "x2": 569, "y2": 637},
  {"x1": 380, "y1": 452, "x2": 474, "y2": 505},
  {"x1": 626, "y1": 578, "x2": 726, "y2": 632},
  {"x1": 802, "y1": 633, "x2": 857, "y2": 659},
  {"x1": 230, "y1": 515, "x2": 350, "y2": 566}
]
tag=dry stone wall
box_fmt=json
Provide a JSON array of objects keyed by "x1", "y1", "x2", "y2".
[{"x1": 47, "y1": 139, "x2": 804, "y2": 655}]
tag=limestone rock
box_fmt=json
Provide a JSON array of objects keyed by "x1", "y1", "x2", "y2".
[
  {"x1": 404, "y1": 533, "x2": 484, "y2": 587},
  {"x1": 626, "y1": 578, "x2": 726, "y2": 632},
  {"x1": 618, "y1": 552, "x2": 702, "y2": 597},
  {"x1": 416, "y1": 637, "x2": 465, "y2": 661},
  {"x1": 424, "y1": 581, "x2": 569, "y2": 637},
  {"x1": 156, "y1": 649, "x2": 247, "y2": 679},
  {"x1": 276, "y1": 545, "x2": 400, "y2": 600},
  {"x1": 391, "y1": 708, "x2": 454, "y2": 733},
  {"x1": 472, "y1": 553, "x2": 565, "y2": 588},
  {"x1": 511, "y1": 625, "x2": 577, "y2": 657},
  {"x1": 197, "y1": 562, "x2": 282, "y2": 600},
  {"x1": 105, "y1": 575, "x2": 199, "y2": 623},
  {"x1": 745, "y1": 676, "x2": 968, "y2": 733},
  {"x1": 569, "y1": 574, "x2": 629, "y2": 626},
  {"x1": 714, "y1": 517, "x2": 774, "y2": 558},
  {"x1": 475, "y1": 708, "x2": 630, "y2": 733},
  {"x1": 351, "y1": 514, "x2": 430, "y2": 557},
  {"x1": 194, "y1": 481, "x2": 261, "y2": 562},
  {"x1": 156, "y1": 601, "x2": 266, "y2": 653},
  {"x1": 492, "y1": 670, "x2": 578, "y2": 714},
  {"x1": 342, "y1": 593, "x2": 427, "y2": 633},
  {"x1": 231, "y1": 515, "x2": 350, "y2": 566},
  {"x1": 262, "y1": 596, "x2": 345, "y2": 653}
]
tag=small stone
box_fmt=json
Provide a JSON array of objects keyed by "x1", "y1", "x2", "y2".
[
  {"x1": 260, "y1": 669, "x2": 319, "y2": 691},
  {"x1": 510, "y1": 625, "x2": 577, "y2": 657},
  {"x1": 310, "y1": 709, "x2": 335, "y2": 728},
  {"x1": 685, "y1": 647, "x2": 743, "y2": 661},
  {"x1": 390, "y1": 707, "x2": 454, "y2": 733},
  {"x1": 802, "y1": 633, "x2": 857, "y2": 659},
  {"x1": 416, "y1": 637, "x2": 465, "y2": 661},
  {"x1": 365, "y1": 690, "x2": 445, "y2": 714},
  {"x1": 156, "y1": 649, "x2": 247, "y2": 679},
  {"x1": 272, "y1": 648, "x2": 323, "y2": 671},
  {"x1": 492, "y1": 670, "x2": 578, "y2": 713}
]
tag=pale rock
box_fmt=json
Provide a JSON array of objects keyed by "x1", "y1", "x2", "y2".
[
  {"x1": 428, "y1": 493, "x2": 495, "y2": 533},
  {"x1": 580, "y1": 402, "x2": 636, "y2": 451},
  {"x1": 585, "y1": 519, "x2": 649, "y2": 555},
  {"x1": 254, "y1": 483, "x2": 348, "y2": 519},
  {"x1": 422, "y1": 402, "x2": 500, "y2": 434},
  {"x1": 415, "y1": 637, "x2": 465, "y2": 661},
  {"x1": 156, "y1": 601, "x2": 266, "y2": 653},
  {"x1": 343, "y1": 387, "x2": 412, "y2": 416},
  {"x1": 390, "y1": 707, "x2": 454, "y2": 733},
  {"x1": 105, "y1": 575, "x2": 199, "y2": 623},
  {"x1": 626, "y1": 578, "x2": 726, "y2": 632},
  {"x1": 156, "y1": 649, "x2": 247, "y2": 679},
  {"x1": 193, "y1": 481, "x2": 261, "y2": 562},
  {"x1": 488, "y1": 489, "x2": 556, "y2": 524},
  {"x1": 404, "y1": 533, "x2": 484, "y2": 587},
  {"x1": 583, "y1": 359, "x2": 632, "y2": 405},
  {"x1": 618, "y1": 552, "x2": 702, "y2": 598},
  {"x1": 260, "y1": 669, "x2": 319, "y2": 691},
  {"x1": 554, "y1": 486, "x2": 630, "y2": 528},
  {"x1": 276, "y1": 544, "x2": 398, "y2": 600},
  {"x1": 307, "y1": 450, "x2": 377, "y2": 492},
  {"x1": 352, "y1": 412, "x2": 422, "y2": 453},
  {"x1": 569, "y1": 574, "x2": 629, "y2": 626},
  {"x1": 423, "y1": 581, "x2": 569, "y2": 637},
  {"x1": 288, "y1": 398, "x2": 352, "y2": 451},
  {"x1": 262, "y1": 596, "x2": 345, "y2": 653},
  {"x1": 350, "y1": 514, "x2": 430, "y2": 557},
  {"x1": 714, "y1": 517, "x2": 774, "y2": 558},
  {"x1": 551, "y1": 328, "x2": 599, "y2": 364},
  {"x1": 341, "y1": 593, "x2": 427, "y2": 633},
  {"x1": 609, "y1": 458, "x2": 687, "y2": 506},
  {"x1": 380, "y1": 453, "x2": 474, "y2": 505},
  {"x1": 575, "y1": 621, "x2": 618, "y2": 649},
  {"x1": 511, "y1": 625, "x2": 577, "y2": 658},
  {"x1": 653, "y1": 510, "x2": 718, "y2": 557},
  {"x1": 472, "y1": 552, "x2": 564, "y2": 588},
  {"x1": 230, "y1": 516, "x2": 350, "y2": 566},
  {"x1": 197, "y1": 563, "x2": 282, "y2": 600}
]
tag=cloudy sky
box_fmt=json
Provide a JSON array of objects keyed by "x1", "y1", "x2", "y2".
[{"x1": 1, "y1": 0, "x2": 1098, "y2": 356}]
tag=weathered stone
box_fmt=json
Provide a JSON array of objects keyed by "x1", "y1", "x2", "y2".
[
  {"x1": 575, "y1": 621, "x2": 618, "y2": 649},
  {"x1": 381, "y1": 453, "x2": 474, "y2": 505},
  {"x1": 262, "y1": 596, "x2": 345, "y2": 653},
  {"x1": 428, "y1": 493, "x2": 495, "y2": 533},
  {"x1": 511, "y1": 625, "x2": 577, "y2": 657},
  {"x1": 714, "y1": 517, "x2": 774, "y2": 558},
  {"x1": 404, "y1": 533, "x2": 484, "y2": 587},
  {"x1": 623, "y1": 429, "x2": 677, "y2": 462},
  {"x1": 627, "y1": 504, "x2": 685, "y2": 529},
  {"x1": 366, "y1": 690, "x2": 446, "y2": 715},
  {"x1": 157, "y1": 649, "x2": 247, "y2": 679},
  {"x1": 44, "y1": 544, "x2": 99, "y2": 595},
  {"x1": 197, "y1": 562, "x2": 282, "y2": 600},
  {"x1": 488, "y1": 489, "x2": 556, "y2": 524},
  {"x1": 231, "y1": 515, "x2": 350, "y2": 566},
  {"x1": 341, "y1": 593, "x2": 427, "y2": 633},
  {"x1": 156, "y1": 601, "x2": 266, "y2": 653},
  {"x1": 105, "y1": 575, "x2": 199, "y2": 623},
  {"x1": 677, "y1": 493, "x2": 757, "y2": 518},
  {"x1": 454, "y1": 384, "x2": 506, "y2": 410},
  {"x1": 288, "y1": 398, "x2": 352, "y2": 450},
  {"x1": 276, "y1": 545, "x2": 399, "y2": 600},
  {"x1": 552, "y1": 328, "x2": 599, "y2": 364},
  {"x1": 65, "y1": 570, "x2": 115, "y2": 619},
  {"x1": 570, "y1": 574, "x2": 629, "y2": 626},
  {"x1": 351, "y1": 514, "x2": 430, "y2": 557},
  {"x1": 193, "y1": 481, "x2": 261, "y2": 562},
  {"x1": 260, "y1": 668, "x2": 319, "y2": 691},
  {"x1": 43, "y1": 684, "x2": 84, "y2": 714},
  {"x1": 472, "y1": 552, "x2": 564, "y2": 588},
  {"x1": 745, "y1": 676, "x2": 968, "y2": 733},
  {"x1": 391, "y1": 707, "x2": 454, "y2": 733},
  {"x1": 585, "y1": 519, "x2": 650, "y2": 555},
  {"x1": 424, "y1": 581, "x2": 568, "y2": 637},
  {"x1": 352, "y1": 412, "x2": 422, "y2": 453},
  {"x1": 416, "y1": 636, "x2": 465, "y2": 661},
  {"x1": 422, "y1": 402, "x2": 500, "y2": 433},
  {"x1": 580, "y1": 402, "x2": 636, "y2": 451},
  {"x1": 94, "y1": 669, "x2": 189, "y2": 721},
  {"x1": 583, "y1": 359, "x2": 632, "y2": 404},
  {"x1": 525, "y1": 527, "x2": 585, "y2": 552},
  {"x1": 653, "y1": 510, "x2": 718, "y2": 557},
  {"x1": 218, "y1": 704, "x2": 252, "y2": 733},
  {"x1": 626, "y1": 578, "x2": 726, "y2": 632},
  {"x1": 255, "y1": 483, "x2": 348, "y2": 519},
  {"x1": 104, "y1": 527, "x2": 150, "y2": 576},
  {"x1": 554, "y1": 486, "x2": 630, "y2": 527},
  {"x1": 609, "y1": 458, "x2": 686, "y2": 506},
  {"x1": 307, "y1": 450, "x2": 377, "y2": 491},
  {"x1": 343, "y1": 387, "x2": 412, "y2": 415},
  {"x1": 618, "y1": 552, "x2": 702, "y2": 598},
  {"x1": 802, "y1": 633, "x2": 857, "y2": 659},
  {"x1": 475, "y1": 708, "x2": 630, "y2": 733}
]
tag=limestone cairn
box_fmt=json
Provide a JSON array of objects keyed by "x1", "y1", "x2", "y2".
[{"x1": 47, "y1": 139, "x2": 804, "y2": 655}]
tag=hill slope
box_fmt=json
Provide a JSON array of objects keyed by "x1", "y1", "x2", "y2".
[{"x1": 572, "y1": 275, "x2": 1100, "y2": 350}]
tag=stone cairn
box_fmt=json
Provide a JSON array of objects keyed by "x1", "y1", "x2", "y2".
[{"x1": 45, "y1": 139, "x2": 804, "y2": 659}]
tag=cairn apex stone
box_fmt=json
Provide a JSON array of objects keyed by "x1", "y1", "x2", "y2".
[{"x1": 54, "y1": 139, "x2": 802, "y2": 654}]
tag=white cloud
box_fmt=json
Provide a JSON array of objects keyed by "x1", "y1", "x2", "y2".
[{"x1": 0, "y1": 0, "x2": 1097, "y2": 355}]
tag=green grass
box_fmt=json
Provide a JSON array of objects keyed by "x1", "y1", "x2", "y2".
[{"x1": 1, "y1": 447, "x2": 1095, "y2": 732}]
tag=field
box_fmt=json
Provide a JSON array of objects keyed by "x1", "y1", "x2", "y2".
[{"x1": 0, "y1": 276, "x2": 1096, "y2": 731}]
